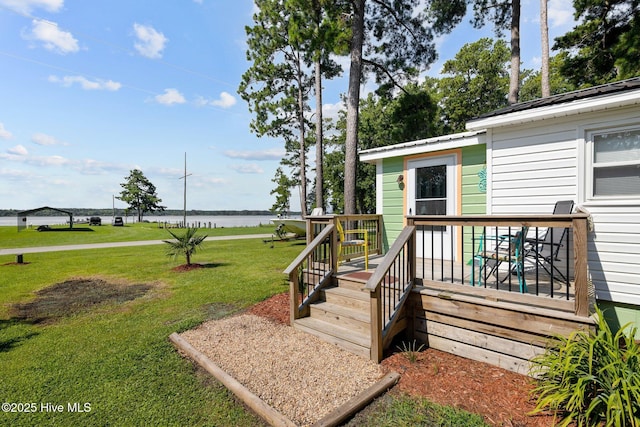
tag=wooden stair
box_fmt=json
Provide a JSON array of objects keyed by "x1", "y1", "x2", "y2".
[{"x1": 293, "y1": 273, "x2": 372, "y2": 358}]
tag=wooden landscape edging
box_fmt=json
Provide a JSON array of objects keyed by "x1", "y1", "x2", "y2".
[
  {"x1": 311, "y1": 371, "x2": 400, "y2": 427},
  {"x1": 169, "y1": 333, "x2": 297, "y2": 427}
]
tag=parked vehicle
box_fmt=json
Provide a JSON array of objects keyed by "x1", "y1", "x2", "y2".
[
  {"x1": 112, "y1": 217, "x2": 124, "y2": 226},
  {"x1": 89, "y1": 217, "x2": 101, "y2": 226}
]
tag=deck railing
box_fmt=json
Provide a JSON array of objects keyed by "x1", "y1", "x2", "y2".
[
  {"x1": 365, "y1": 226, "x2": 416, "y2": 362},
  {"x1": 407, "y1": 214, "x2": 590, "y2": 317},
  {"x1": 283, "y1": 224, "x2": 336, "y2": 324}
]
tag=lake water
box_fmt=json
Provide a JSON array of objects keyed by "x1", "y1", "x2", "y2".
[{"x1": 0, "y1": 215, "x2": 281, "y2": 228}]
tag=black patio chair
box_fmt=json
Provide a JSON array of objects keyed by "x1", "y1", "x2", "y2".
[{"x1": 524, "y1": 200, "x2": 574, "y2": 283}]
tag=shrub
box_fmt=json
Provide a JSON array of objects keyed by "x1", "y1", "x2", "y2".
[
  {"x1": 529, "y1": 307, "x2": 640, "y2": 426},
  {"x1": 163, "y1": 227, "x2": 207, "y2": 265}
]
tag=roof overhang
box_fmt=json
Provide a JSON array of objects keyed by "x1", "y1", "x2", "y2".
[
  {"x1": 466, "y1": 88, "x2": 640, "y2": 131},
  {"x1": 359, "y1": 130, "x2": 486, "y2": 163}
]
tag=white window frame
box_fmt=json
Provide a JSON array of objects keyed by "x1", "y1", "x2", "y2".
[{"x1": 586, "y1": 124, "x2": 640, "y2": 200}]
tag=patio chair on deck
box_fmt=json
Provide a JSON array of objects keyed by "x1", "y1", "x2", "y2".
[
  {"x1": 524, "y1": 200, "x2": 574, "y2": 283},
  {"x1": 336, "y1": 220, "x2": 369, "y2": 271},
  {"x1": 474, "y1": 226, "x2": 529, "y2": 293}
]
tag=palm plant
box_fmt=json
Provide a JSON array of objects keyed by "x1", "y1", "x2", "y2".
[{"x1": 163, "y1": 227, "x2": 207, "y2": 266}]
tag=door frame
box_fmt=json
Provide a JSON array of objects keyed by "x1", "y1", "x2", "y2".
[{"x1": 404, "y1": 150, "x2": 462, "y2": 260}]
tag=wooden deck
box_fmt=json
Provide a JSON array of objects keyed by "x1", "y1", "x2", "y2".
[
  {"x1": 292, "y1": 255, "x2": 593, "y2": 375},
  {"x1": 286, "y1": 214, "x2": 595, "y2": 375}
]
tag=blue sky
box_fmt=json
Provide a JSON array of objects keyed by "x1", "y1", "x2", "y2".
[{"x1": 0, "y1": 0, "x2": 575, "y2": 211}]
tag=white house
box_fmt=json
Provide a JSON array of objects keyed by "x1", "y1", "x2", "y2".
[{"x1": 360, "y1": 77, "x2": 640, "y2": 337}]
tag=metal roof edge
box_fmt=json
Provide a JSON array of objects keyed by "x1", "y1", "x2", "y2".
[
  {"x1": 359, "y1": 130, "x2": 486, "y2": 162},
  {"x1": 467, "y1": 80, "x2": 640, "y2": 130}
]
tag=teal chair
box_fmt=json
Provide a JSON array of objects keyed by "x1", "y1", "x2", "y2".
[{"x1": 472, "y1": 226, "x2": 529, "y2": 293}]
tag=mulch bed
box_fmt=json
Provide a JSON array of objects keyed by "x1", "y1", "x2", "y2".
[{"x1": 247, "y1": 291, "x2": 557, "y2": 427}]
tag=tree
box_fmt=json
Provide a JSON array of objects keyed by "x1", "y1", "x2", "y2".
[
  {"x1": 428, "y1": 0, "x2": 522, "y2": 103},
  {"x1": 540, "y1": 0, "x2": 550, "y2": 97},
  {"x1": 519, "y1": 53, "x2": 576, "y2": 101},
  {"x1": 343, "y1": 0, "x2": 437, "y2": 214},
  {"x1": 239, "y1": 0, "x2": 313, "y2": 216},
  {"x1": 554, "y1": 0, "x2": 640, "y2": 87},
  {"x1": 270, "y1": 166, "x2": 296, "y2": 214},
  {"x1": 287, "y1": 0, "x2": 348, "y2": 213},
  {"x1": 163, "y1": 228, "x2": 207, "y2": 266},
  {"x1": 117, "y1": 169, "x2": 165, "y2": 222},
  {"x1": 437, "y1": 38, "x2": 511, "y2": 132}
]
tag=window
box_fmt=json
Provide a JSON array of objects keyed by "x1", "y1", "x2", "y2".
[
  {"x1": 591, "y1": 128, "x2": 640, "y2": 197},
  {"x1": 415, "y1": 165, "x2": 447, "y2": 215}
]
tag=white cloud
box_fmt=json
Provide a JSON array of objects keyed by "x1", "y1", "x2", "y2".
[
  {"x1": 133, "y1": 23, "x2": 168, "y2": 59},
  {"x1": 154, "y1": 88, "x2": 186, "y2": 105},
  {"x1": 0, "y1": 0, "x2": 63, "y2": 14},
  {"x1": 230, "y1": 163, "x2": 264, "y2": 174},
  {"x1": 212, "y1": 92, "x2": 237, "y2": 108},
  {"x1": 321, "y1": 101, "x2": 345, "y2": 123},
  {"x1": 548, "y1": 0, "x2": 575, "y2": 28},
  {"x1": 0, "y1": 123, "x2": 13, "y2": 140},
  {"x1": 25, "y1": 19, "x2": 79, "y2": 54},
  {"x1": 31, "y1": 132, "x2": 67, "y2": 146},
  {"x1": 196, "y1": 92, "x2": 237, "y2": 108},
  {"x1": 48, "y1": 75, "x2": 121, "y2": 91},
  {"x1": 7, "y1": 145, "x2": 28, "y2": 156},
  {"x1": 224, "y1": 148, "x2": 285, "y2": 160}
]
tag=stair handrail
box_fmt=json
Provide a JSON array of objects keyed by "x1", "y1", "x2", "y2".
[
  {"x1": 284, "y1": 224, "x2": 336, "y2": 324},
  {"x1": 365, "y1": 225, "x2": 416, "y2": 362}
]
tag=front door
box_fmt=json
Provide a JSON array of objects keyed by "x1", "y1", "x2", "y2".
[{"x1": 407, "y1": 155, "x2": 457, "y2": 260}]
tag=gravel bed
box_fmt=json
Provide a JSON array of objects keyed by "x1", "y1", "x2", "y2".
[{"x1": 180, "y1": 314, "x2": 385, "y2": 426}]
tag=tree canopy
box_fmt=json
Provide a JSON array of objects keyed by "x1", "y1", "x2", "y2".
[
  {"x1": 117, "y1": 169, "x2": 165, "y2": 222},
  {"x1": 238, "y1": 0, "x2": 640, "y2": 214},
  {"x1": 554, "y1": 0, "x2": 640, "y2": 87}
]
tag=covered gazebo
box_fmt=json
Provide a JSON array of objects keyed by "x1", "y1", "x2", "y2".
[{"x1": 17, "y1": 206, "x2": 74, "y2": 231}]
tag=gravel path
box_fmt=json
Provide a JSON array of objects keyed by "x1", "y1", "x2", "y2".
[{"x1": 180, "y1": 314, "x2": 385, "y2": 426}]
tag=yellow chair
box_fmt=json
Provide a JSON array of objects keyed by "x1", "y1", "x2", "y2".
[{"x1": 336, "y1": 220, "x2": 369, "y2": 270}]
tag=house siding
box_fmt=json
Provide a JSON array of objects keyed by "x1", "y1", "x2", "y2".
[
  {"x1": 461, "y1": 145, "x2": 487, "y2": 258},
  {"x1": 379, "y1": 145, "x2": 486, "y2": 254},
  {"x1": 381, "y1": 157, "x2": 405, "y2": 251},
  {"x1": 487, "y1": 107, "x2": 640, "y2": 309}
]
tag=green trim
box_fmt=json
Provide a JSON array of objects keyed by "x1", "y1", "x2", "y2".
[{"x1": 597, "y1": 301, "x2": 640, "y2": 340}]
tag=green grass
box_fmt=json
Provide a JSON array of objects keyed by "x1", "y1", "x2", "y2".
[
  {"x1": 0, "y1": 228, "x2": 487, "y2": 426},
  {"x1": 0, "y1": 222, "x2": 275, "y2": 248},
  {"x1": 344, "y1": 394, "x2": 489, "y2": 427},
  {"x1": 0, "y1": 235, "x2": 301, "y2": 426}
]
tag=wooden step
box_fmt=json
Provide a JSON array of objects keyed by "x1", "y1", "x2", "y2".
[
  {"x1": 335, "y1": 271, "x2": 373, "y2": 291},
  {"x1": 293, "y1": 317, "x2": 371, "y2": 359},
  {"x1": 309, "y1": 301, "x2": 370, "y2": 335},
  {"x1": 321, "y1": 286, "x2": 370, "y2": 311}
]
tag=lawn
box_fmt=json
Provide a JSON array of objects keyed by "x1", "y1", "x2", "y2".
[
  {"x1": 0, "y1": 226, "x2": 487, "y2": 426},
  {"x1": 0, "y1": 231, "x2": 301, "y2": 426},
  {"x1": 0, "y1": 222, "x2": 275, "y2": 248}
]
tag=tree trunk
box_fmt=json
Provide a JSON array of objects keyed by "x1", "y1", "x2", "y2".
[
  {"x1": 508, "y1": 0, "x2": 521, "y2": 104},
  {"x1": 344, "y1": 0, "x2": 365, "y2": 215},
  {"x1": 297, "y1": 59, "x2": 308, "y2": 217},
  {"x1": 540, "y1": 0, "x2": 550, "y2": 97},
  {"x1": 315, "y1": 58, "x2": 324, "y2": 211}
]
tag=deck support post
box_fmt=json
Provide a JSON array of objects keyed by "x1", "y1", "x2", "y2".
[
  {"x1": 573, "y1": 217, "x2": 589, "y2": 317},
  {"x1": 290, "y1": 273, "x2": 300, "y2": 325},
  {"x1": 370, "y1": 285, "x2": 383, "y2": 363}
]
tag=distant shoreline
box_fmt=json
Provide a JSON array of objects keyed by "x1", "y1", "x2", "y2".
[{"x1": 0, "y1": 209, "x2": 302, "y2": 217}]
